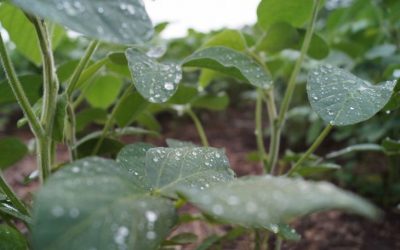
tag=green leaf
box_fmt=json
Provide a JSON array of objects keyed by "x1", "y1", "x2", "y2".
[
  {"x1": 382, "y1": 138, "x2": 400, "y2": 155},
  {"x1": 180, "y1": 176, "x2": 380, "y2": 228},
  {"x1": 164, "y1": 233, "x2": 198, "y2": 246},
  {"x1": 32, "y1": 158, "x2": 177, "y2": 250},
  {"x1": 183, "y1": 46, "x2": 272, "y2": 89},
  {"x1": 0, "y1": 225, "x2": 27, "y2": 250},
  {"x1": 0, "y1": 202, "x2": 31, "y2": 223},
  {"x1": 11, "y1": 0, "x2": 153, "y2": 45},
  {"x1": 75, "y1": 108, "x2": 107, "y2": 132},
  {"x1": 0, "y1": 3, "x2": 65, "y2": 65},
  {"x1": 192, "y1": 92, "x2": 229, "y2": 111},
  {"x1": 115, "y1": 92, "x2": 149, "y2": 127},
  {"x1": 294, "y1": 163, "x2": 341, "y2": 176},
  {"x1": 326, "y1": 144, "x2": 384, "y2": 159},
  {"x1": 117, "y1": 144, "x2": 235, "y2": 197},
  {"x1": 166, "y1": 139, "x2": 197, "y2": 148},
  {"x1": 0, "y1": 137, "x2": 28, "y2": 170},
  {"x1": 257, "y1": 0, "x2": 314, "y2": 30},
  {"x1": 85, "y1": 75, "x2": 123, "y2": 109},
  {"x1": 0, "y1": 75, "x2": 42, "y2": 105},
  {"x1": 126, "y1": 49, "x2": 182, "y2": 103},
  {"x1": 307, "y1": 65, "x2": 396, "y2": 126},
  {"x1": 52, "y1": 94, "x2": 67, "y2": 142},
  {"x1": 203, "y1": 29, "x2": 247, "y2": 51}
]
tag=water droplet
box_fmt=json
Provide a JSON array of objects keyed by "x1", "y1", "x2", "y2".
[
  {"x1": 164, "y1": 82, "x2": 174, "y2": 90},
  {"x1": 114, "y1": 226, "x2": 129, "y2": 245},
  {"x1": 51, "y1": 206, "x2": 64, "y2": 217},
  {"x1": 145, "y1": 211, "x2": 158, "y2": 222}
]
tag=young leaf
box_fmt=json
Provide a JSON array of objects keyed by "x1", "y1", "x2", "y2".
[
  {"x1": 307, "y1": 65, "x2": 396, "y2": 126},
  {"x1": 180, "y1": 176, "x2": 380, "y2": 228},
  {"x1": 10, "y1": 0, "x2": 153, "y2": 45},
  {"x1": 0, "y1": 225, "x2": 27, "y2": 250},
  {"x1": 126, "y1": 49, "x2": 182, "y2": 103},
  {"x1": 32, "y1": 158, "x2": 177, "y2": 250},
  {"x1": 85, "y1": 75, "x2": 123, "y2": 109},
  {"x1": 183, "y1": 46, "x2": 272, "y2": 89},
  {"x1": 257, "y1": 0, "x2": 314, "y2": 30},
  {"x1": 117, "y1": 144, "x2": 236, "y2": 197},
  {"x1": 0, "y1": 137, "x2": 28, "y2": 170}
]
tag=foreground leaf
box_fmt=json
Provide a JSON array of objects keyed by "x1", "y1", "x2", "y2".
[
  {"x1": 32, "y1": 158, "x2": 177, "y2": 250},
  {"x1": 183, "y1": 46, "x2": 272, "y2": 89},
  {"x1": 0, "y1": 225, "x2": 27, "y2": 250},
  {"x1": 180, "y1": 176, "x2": 380, "y2": 228},
  {"x1": 117, "y1": 144, "x2": 235, "y2": 197},
  {"x1": 126, "y1": 49, "x2": 182, "y2": 103},
  {"x1": 11, "y1": 0, "x2": 153, "y2": 44},
  {"x1": 307, "y1": 65, "x2": 396, "y2": 126}
]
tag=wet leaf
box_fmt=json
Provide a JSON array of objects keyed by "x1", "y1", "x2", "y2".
[
  {"x1": 11, "y1": 0, "x2": 153, "y2": 44},
  {"x1": 183, "y1": 46, "x2": 272, "y2": 89},
  {"x1": 126, "y1": 49, "x2": 182, "y2": 103},
  {"x1": 32, "y1": 158, "x2": 177, "y2": 250},
  {"x1": 0, "y1": 225, "x2": 27, "y2": 250},
  {"x1": 117, "y1": 144, "x2": 235, "y2": 197},
  {"x1": 307, "y1": 65, "x2": 396, "y2": 126},
  {"x1": 180, "y1": 176, "x2": 380, "y2": 228}
]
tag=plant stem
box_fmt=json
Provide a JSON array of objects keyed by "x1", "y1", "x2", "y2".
[
  {"x1": 287, "y1": 124, "x2": 333, "y2": 176},
  {"x1": 274, "y1": 238, "x2": 282, "y2": 250},
  {"x1": 187, "y1": 109, "x2": 209, "y2": 147},
  {"x1": 270, "y1": 0, "x2": 321, "y2": 172},
  {"x1": 265, "y1": 91, "x2": 279, "y2": 174},
  {"x1": 0, "y1": 31, "x2": 44, "y2": 138},
  {"x1": 66, "y1": 40, "x2": 100, "y2": 97},
  {"x1": 91, "y1": 85, "x2": 133, "y2": 155},
  {"x1": 255, "y1": 89, "x2": 267, "y2": 173},
  {"x1": 31, "y1": 17, "x2": 60, "y2": 182},
  {"x1": 0, "y1": 173, "x2": 30, "y2": 217}
]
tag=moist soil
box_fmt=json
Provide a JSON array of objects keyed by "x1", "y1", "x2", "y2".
[{"x1": 2, "y1": 104, "x2": 400, "y2": 250}]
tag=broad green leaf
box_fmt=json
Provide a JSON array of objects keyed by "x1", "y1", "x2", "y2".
[
  {"x1": 0, "y1": 225, "x2": 27, "y2": 250},
  {"x1": 0, "y1": 3, "x2": 65, "y2": 65},
  {"x1": 11, "y1": 0, "x2": 153, "y2": 45},
  {"x1": 183, "y1": 46, "x2": 272, "y2": 89},
  {"x1": 326, "y1": 144, "x2": 384, "y2": 159},
  {"x1": 115, "y1": 92, "x2": 149, "y2": 127},
  {"x1": 117, "y1": 144, "x2": 235, "y2": 197},
  {"x1": 307, "y1": 65, "x2": 396, "y2": 126},
  {"x1": 180, "y1": 176, "x2": 380, "y2": 228},
  {"x1": 75, "y1": 108, "x2": 107, "y2": 132},
  {"x1": 126, "y1": 49, "x2": 182, "y2": 103},
  {"x1": 85, "y1": 75, "x2": 123, "y2": 109},
  {"x1": 167, "y1": 85, "x2": 198, "y2": 105},
  {"x1": 0, "y1": 75, "x2": 42, "y2": 105},
  {"x1": 32, "y1": 158, "x2": 177, "y2": 250},
  {"x1": 203, "y1": 29, "x2": 247, "y2": 51},
  {"x1": 257, "y1": 0, "x2": 314, "y2": 30},
  {"x1": 76, "y1": 138, "x2": 124, "y2": 158},
  {"x1": 0, "y1": 137, "x2": 28, "y2": 170},
  {"x1": 192, "y1": 92, "x2": 230, "y2": 111}
]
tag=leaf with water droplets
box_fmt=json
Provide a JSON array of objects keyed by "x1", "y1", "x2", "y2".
[
  {"x1": 117, "y1": 145, "x2": 235, "y2": 197},
  {"x1": 308, "y1": 65, "x2": 396, "y2": 126},
  {"x1": 183, "y1": 46, "x2": 272, "y2": 89},
  {"x1": 180, "y1": 176, "x2": 380, "y2": 229},
  {"x1": 126, "y1": 49, "x2": 182, "y2": 103},
  {"x1": 10, "y1": 0, "x2": 153, "y2": 44},
  {"x1": 32, "y1": 157, "x2": 177, "y2": 250},
  {"x1": 0, "y1": 225, "x2": 28, "y2": 250}
]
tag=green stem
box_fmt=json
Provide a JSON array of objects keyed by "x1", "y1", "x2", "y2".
[
  {"x1": 255, "y1": 89, "x2": 267, "y2": 173},
  {"x1": 66, "y1": 40, "x2": 100, "y2": 97},
  {"x1": 0, "y1": 173, "x2": 30, "y2": 217},
  {"x1": 187, "y1": 109, "x2": 209, "y2": 147},
  {"x1": 0, "y1": 30, "x2": 43, "y2": 138},
  {"x1": 265, "y1": 91, "x2": 279, "y2": 174},
  {"x1": 271, "y1": 0, "x2": 321, "y2": 172},
  {"x1": 287, "y1": 124, "x2": 333, "y2": 176},
  {"x1": 91, "y1": 85, "x2": 133, "y2": 155},
  {"x1": 31, "y1": 17, "x2": 59, "y2": 182},
  {"x1": 274, "y1": 238, "x2": 282, "y2": 250}
]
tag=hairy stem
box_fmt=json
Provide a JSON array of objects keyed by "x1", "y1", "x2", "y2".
[
  {"x1": 0, "y1": 31, "x2": 43, "y2": 138},
  {"x1": 270, "y1": 0, "x2": 321, "y2": 172},
  {"x1": 91, "y1": 85, "x2": 133, "y2": 155},
  {"x1": 287, "y1": 124, "x2": 333, "y2": 176},
  {"x1": 255, "y1": 89, "x2": 267, "y2": 173},
  {"x1": 0, "y1": 173, "x2": 30, "y2": 217},
  {"x1": 187, "y1": 109, "x2": 209, "y2": 147}
]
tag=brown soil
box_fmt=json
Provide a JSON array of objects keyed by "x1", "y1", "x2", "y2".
[{"x1": 2, "y1": 104, "x2": 400, "y2": 249}]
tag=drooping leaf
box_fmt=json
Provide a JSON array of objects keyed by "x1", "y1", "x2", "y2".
[
  {"x1": 0, "y1": 137, "x2": 28, "y2": 170},
  {"x1": 257, "y1": 0, "x2": 314, "y2": 30},
  {"x1": 180, "y1": 176, "x2": 380, "y2": 228},
  {"x1": 0, "y1": 225, "x2": 27, "y2": 250},
  {"x1": 11, "y1": 0, "x2": 153, "y2": 45},
  {"x1": 307, "y1": 65, "x2": 396, "y2": 126},
  {"x1": 32, "y1": 158, "x2": 177, "y2": 250},
  {"x1": 183, "y1": 46, "x2": 272, "y2": 89},
  {"x1": 85, "y1": 75, "x2": 123, "y2": 109},
  {"x1": 117, "y1": 144, "x2": 235, "y2": 197},
  {"x1": 126, "y1": 49, "x2": 182, "y2": 103}
]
